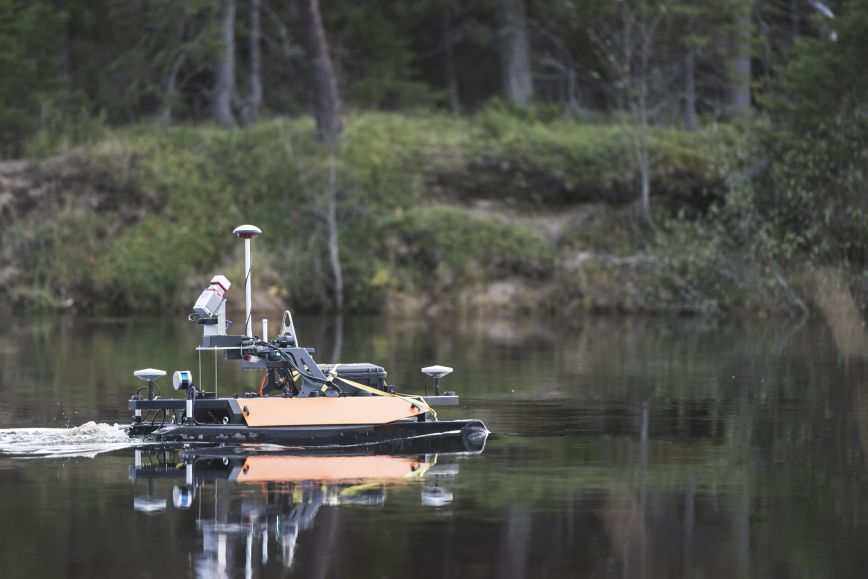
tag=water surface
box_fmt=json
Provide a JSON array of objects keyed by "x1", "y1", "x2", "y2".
[{"x1": 1, "y1": 314, "x2": 867, "y2": 578}]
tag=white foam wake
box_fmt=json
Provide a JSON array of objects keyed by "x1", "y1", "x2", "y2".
[{"x1": 0, "y1": 421, "x2": 137, "y2": 459}]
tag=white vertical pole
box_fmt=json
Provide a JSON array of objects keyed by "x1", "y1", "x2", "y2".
[
  {"x1": 244, "y1": 237, "x2": 253, "y2": 337},
  {"x1": 234, "y1": 224, "x2": 261, "y2": 337},
  {"x1": 245, "y1": 531, "x2": 253, "y2": 579}
]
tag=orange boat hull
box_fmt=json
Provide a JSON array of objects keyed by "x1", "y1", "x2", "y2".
[{"x1": 233, "y1": 396, "x2": 424, "y2": 427}]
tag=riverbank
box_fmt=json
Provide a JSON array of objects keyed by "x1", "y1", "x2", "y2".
[{"x1": 0, "y1": 111, "x2": 859, "y2": 316}]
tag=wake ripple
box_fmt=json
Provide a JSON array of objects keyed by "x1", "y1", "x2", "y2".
[{"x1": 0, "y1": 421, "x2": 137, "y2": 459}]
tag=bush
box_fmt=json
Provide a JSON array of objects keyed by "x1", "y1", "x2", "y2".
[
  {"x1": 756, "y1": 1, "x2": 868, "y2": 265},
  {"x1": 386, "y1": 205, "x2": 556, "y2": 286},
  {"x1": 433, "y1": 108, "x2": 739, "y2": 207}
]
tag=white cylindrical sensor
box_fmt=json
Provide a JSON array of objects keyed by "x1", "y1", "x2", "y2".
[
  {"x1": 173, "y1": 486, "x2": 194, "y2": 509},
  {"x1": 173, "y1": 370, "x2": 193, "y2": 391},
  {"x1": 262, "y1": 319, "x2": 268, "y2": 342}
]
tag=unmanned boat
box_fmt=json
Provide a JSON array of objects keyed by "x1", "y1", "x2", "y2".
[{"x1": 126, "y1": 224, "x2": 489, "y2": 448}]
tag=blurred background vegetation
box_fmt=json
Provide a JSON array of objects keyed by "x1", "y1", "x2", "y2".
[{"x1": 0, "y1": 0, "x2": 865, "y2": 317}]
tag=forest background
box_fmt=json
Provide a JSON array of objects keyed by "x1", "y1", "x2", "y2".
[{"x1": 0, "y1": 0, "x2": 865, "y2": 318}]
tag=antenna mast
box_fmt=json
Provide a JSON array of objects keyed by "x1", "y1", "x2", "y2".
[{"x1": 233, "y1": 224, "x2": 262, "y2": 337}]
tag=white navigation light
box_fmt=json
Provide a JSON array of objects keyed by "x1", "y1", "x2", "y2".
[
  {"x1": 134, "y1": 368, "x2": 166, "y2": 382},
  {"x1": 173, "y1": 370, "x2": 193, "y2": 391},
  {"x1": 421, "y1": 365, "x2": 453, "y2": 379}
]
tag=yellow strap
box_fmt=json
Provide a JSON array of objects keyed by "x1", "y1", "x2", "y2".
[
  {"x1": 339, "y1": 482, "x2": 383, "y2": 496},
  {"x1": 406, "y1": 455, "x2": 437, "y2": 479},
  {"x1": 335, "y1": 376, "x2": 438, "y2": 419},
  {"x1": 327, "y1": 365, "x2": 437, "y2": 420}
]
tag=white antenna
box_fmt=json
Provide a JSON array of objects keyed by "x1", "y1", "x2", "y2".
[
  {"x1": 233, "y1": 224, "x2": 262, "y2": 337},
  {"x1": 421, "y1": 365, "x2": 453, "y2": 396}
]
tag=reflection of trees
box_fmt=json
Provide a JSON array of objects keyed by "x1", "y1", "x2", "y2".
[
  {"x1": 452, "y1": 310, "x2": 867, "y2": 578},
  {"x1": 497, "y1": 503, "x2": 531, "y2": 579},
  {"x1": 5, "y1": 309, "x2": 868, "y2": 577}
]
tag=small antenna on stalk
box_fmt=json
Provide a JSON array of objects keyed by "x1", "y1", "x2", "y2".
[
  {"x1": 421, "y1": 365, "x2": 453, "y2": 396},
  {"x1": 233, "y1": 224, "x2": 262, "y2": 337}
]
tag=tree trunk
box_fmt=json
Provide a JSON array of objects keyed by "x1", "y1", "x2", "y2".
[
  {"x1": 566, "y1": 67, "x2": 580, "y2": 114},
  {"x1": 213, "y1": 0, "x2": 237, "y2": 129},
  {"x1": 158, "y1": 53, "x2": 186, "y2": 126},
  {"x1": 300, "y1": 0, "x2": 343, "y2": 147},
  {"x1": 497, "y1": 504, "x2": 531, "y2": 579},
  {"x1": 54, "y1": 0, "x2": 72, "y2": 94},
  {"x1": 636, "y1": 120, "x2": 652, "y2": 226},
  {"x1": 789, "y1": 0, "x2": 800, "y2": 46},
  {"x1": 330, "y1": 313, "x2": 343, "y2": 362},
  {"x1": 632, "y1": 82, "x2": 653, "y2": 225},
  {"x1": 635, "y1": 3, "x2": 653, "y2": 226},
  {"x1": 241, "y1": 0, "x2": 263, "y2": 127},
  {"x1": 442, "y1": 4, "x2": 460, "y2": 113},
  {"x1": 325, "y1": 154, "x2": 344, "y2": 312},
  {"x1": 300, "y1": 0, "x2": 344, "y2": 311},
  {"x1": 684, "y1": 47, "x2": 696, "y2": 130},
  {"x1": 729, "y1": 2, "x2": 752, "y2": 121},
  {"x1": 498, "y1": 0, "x2": 533, "y2": 107}
]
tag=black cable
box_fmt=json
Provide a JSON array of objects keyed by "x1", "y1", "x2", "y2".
[
  {"x1": 243, "y1": 339, "x2": 343, "y2": 395},
  {"x1": 134, "y1": 383, "x2": 161, "y2": 399},
  {"x1": 150, "y1": 408, "x2": 166, "y2": 428},
  {"x1": 186, "y1": 385, "x2": 206, "y2": 425}
]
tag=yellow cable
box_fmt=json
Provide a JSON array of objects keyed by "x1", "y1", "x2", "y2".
[
  {"x1": 339, "y1": 482, "x2": 383, "y2": 496},
  {"x1": 325, "y1": 365, "x2": 438, "y2": 420},
  {"x1": 406, "y1": 455, "x2": 438, "y2": 479}
]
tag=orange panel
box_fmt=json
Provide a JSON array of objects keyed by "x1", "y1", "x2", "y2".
[
  {"x1": 234, "y1": 455, "x2": 424, "y2": 482},
  {"x1": 238, "y1": 396, "x2": 423, "y2": 427}
]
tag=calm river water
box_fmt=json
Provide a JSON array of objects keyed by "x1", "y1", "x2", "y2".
[{"x1": 1, "y1": 313, "x2": 867, "y2": 578}]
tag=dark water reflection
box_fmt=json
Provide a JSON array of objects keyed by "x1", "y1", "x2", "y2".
[{"x1": 1, "y1": 314, "x2": 868, "y2": 578}]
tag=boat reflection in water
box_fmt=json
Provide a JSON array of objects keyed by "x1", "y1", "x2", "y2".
[{"x1": 128, "y1": 432, "x2": 485, "y2": 577}]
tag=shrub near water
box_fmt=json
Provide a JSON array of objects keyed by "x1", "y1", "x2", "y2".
[{"x1": 386, "y1": 205, "x2": 556, "y2": 286}]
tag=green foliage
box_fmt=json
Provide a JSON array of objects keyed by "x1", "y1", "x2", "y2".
[
  {"x1": 340, "y1": 112, "x2": 480, "y2": 209},
  {"x1": 323, "y1": 0, "x2": 439, "y2": 108},
  {"x1": 99, "y1": 0, "x2": 218, "y2": 122},
  {"x1": 764, "y1": 1, "x2": 868, "y2": 134},
  {"x1": 439, "y1": 105, "x2": 740, "y2": 206},
  {"x1": 0, "y1": 110, "x2": 829, "y2": 316},
  {"x1": 754, "y1": 0, "x2": 868, "y2": 264},
  {"x1": 23, "y1": 99, "x2": 107, "y2": 158},
  {"x1": 389, "y1": 204, "x2": 556, "y2": 281},
  {"x1": 0, "y1": 0, "x2": 63, "y2": 156},
  {"x1": 335, "y1": 106, "x2": 740, "y2": 210}
]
